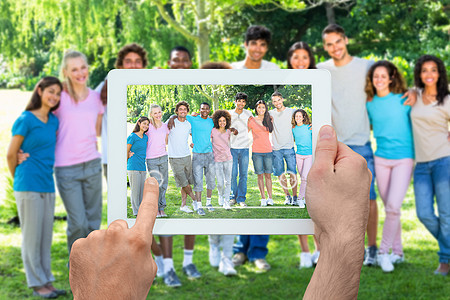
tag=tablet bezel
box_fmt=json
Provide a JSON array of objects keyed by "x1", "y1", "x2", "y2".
[{"x1": 107, "y1": 69, "x2": 331, "y2": 234}]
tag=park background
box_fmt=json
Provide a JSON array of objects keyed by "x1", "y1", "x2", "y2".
[{"x1": 0, "y1": 0, "x2": 449, "y2": 298}]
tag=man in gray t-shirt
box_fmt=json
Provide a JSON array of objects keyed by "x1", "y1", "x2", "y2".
[{"x1": 317, "y1": 24, "x2": 378, "y2": 266}]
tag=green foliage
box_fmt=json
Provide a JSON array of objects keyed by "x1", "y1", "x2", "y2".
[{"x1": 1, "y1": 175, "x2": 18, "y2": 221}]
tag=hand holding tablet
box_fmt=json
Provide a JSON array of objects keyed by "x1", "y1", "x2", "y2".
[{"x1": 69, "y1": 178, "x2": 159, "y2": 300}]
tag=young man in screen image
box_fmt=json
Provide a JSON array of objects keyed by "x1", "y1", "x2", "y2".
[
  {"x1": 231, "y1": 25, "x2": 279, "y2": 70},
  {"x1": 96, "y1": 43, "x2": 148, "y2": 180},
  {"x1": 317, "y1": 24, "x2": 379, "y2": 266},
  {"x1": 269, "y1": 91, "x2": 299, "y2": 205},
  {"x1": 228, "y1": 92, "x2": 253, "y2": 207}
]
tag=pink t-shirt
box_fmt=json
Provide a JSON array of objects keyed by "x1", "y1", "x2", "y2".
[
  {"x1": 146, "y1": 123, "x2": 169, "y2": 159},
  {"x1": 248, "y1": 117, "x2": 272, "y2": 153},
  {"x1": 54, "y1": 89, "x2": 104, "y2": 167},
  {"x1": 211, "y1": 128, "x2": 232, "y2": 162}
]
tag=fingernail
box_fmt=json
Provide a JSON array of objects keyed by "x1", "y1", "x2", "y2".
[{"x1": 319, "y1": 126, "x2": 333, "y2": 140}]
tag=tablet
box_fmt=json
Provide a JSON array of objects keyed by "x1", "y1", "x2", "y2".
[{"x1": 107, "y1": 69, "x2": 331, "y2": 235}]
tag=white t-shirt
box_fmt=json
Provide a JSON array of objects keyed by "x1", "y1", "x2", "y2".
[
  {"x1": 317, "y1": 57, "x2": 374, "y2": 145},
  {"x1": 269, "y1": 107, "x2": 295, "y2": 150},
  {"x1": 231, "y1": 59, "x2": 279, "y2": 70},
  {"x1": 228, "y1": 109, "x2": 253, "y2": 149},
  {"x1": 167, "y1": 118, "x2": 192, "y2": 158}
]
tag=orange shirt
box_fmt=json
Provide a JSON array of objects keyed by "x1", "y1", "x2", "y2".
[{"x1": 248, "y1": 117, "x2": 272, "y2": 153}]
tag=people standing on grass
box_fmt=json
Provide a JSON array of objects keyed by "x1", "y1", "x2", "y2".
[
  {"x1": 7, "y1": 77, "x2": 66, "y2": 298},
  {"x1": 410, "y1": 55, "x2": 450, "y2": 276},
  {"x1": 228, "y1": 92, "x2": 253, "y2": 207},
  {"x1": 247, "y1": 100, "x2": 274, "y2": 207},
  {"x1": 208, "y1": 110, "x2": 237, "y2": 276},
  {"x1": 96, "y1": 43, "x2": 148, "y2": 181},
  {"x1": 54, "y1": 51, "x2": 104, "y2": 258},
  {"x1": 365, "y1": 61, "x2": 414, "y2": 272},
  {"x1": 127, "y1": 117, "x2": 150, "y2": 216},
  {"x1": 287, "y1": 41, "x2": 321, "y2": 268},
  {"x1": 145, "y1": 104, "x2": 169, "y2": 218}
]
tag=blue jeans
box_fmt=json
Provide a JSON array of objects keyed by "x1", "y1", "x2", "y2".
[
  {"x1": 272, "y1": 148, "x2": 297, "y2": 177},
  {"x1": 230, "y1": 148, "x2": 249, "y2": 203},
  {"x1": 414, "y1": 156, "x2": 450, "y2": 264},
  {"x1": 348, "y1": 142, "x2": 377, "y2": 200},
  {"x1": 233, "y1": 235, "x2": 269, "y2": 261}
]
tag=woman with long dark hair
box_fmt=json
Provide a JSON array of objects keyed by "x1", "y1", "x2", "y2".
[
  {"x1": 411, "y1": 55, "x2": 450, "y2": 276},
  {"x1": 7, "y1": 76, "x2": 66, "y2": 298}
]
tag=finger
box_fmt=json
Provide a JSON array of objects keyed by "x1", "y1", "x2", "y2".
[
  {"x1": 133, "y1": 177, "x2": 159, "y2": 235},
  {"x1": 311, "y1": 125, "x2": 338, "y2": 175}
]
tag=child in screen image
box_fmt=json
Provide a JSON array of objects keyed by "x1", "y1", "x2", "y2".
[
  {"x1": 146, "y1": 104, "x2": 169, "y2": 218},
  {"x1": 208, "y1": 110, "x2": 237, "y2": 276},
  {"x1": 7, "y1": 77, "x2": 66, "y2": 298},
  {"x1": 247, "y1": 100, "x2": 274, "y2": 206},
  {"x1": 365, "y1": 60, "x2": 414, "y2": 273},
  {"x1": 287, "y1": 42, "x2": 320, "y2": 268},
  {"x1": 127, "y1": 116, "x2": 150, "y2": 216}
]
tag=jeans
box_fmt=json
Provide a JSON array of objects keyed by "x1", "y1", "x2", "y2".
[
  {"x1": 230, "y1": 148, "x2": 249, "y2": 203},
  {"x1": 414, "y1": 156, "x2": 450, "y2": 263},
  {"x1": 234, "y1": 235, "x2": 269, "y2": 261},
  {"x1": 216, "y1": 160, "x2": 233, "y2": 202},
  {"x1": 348, "y1": 142, "x2": 377, "y2": 200},
  {"x1": 272, "y1": 148, "x2": 297, "y2": 177}
]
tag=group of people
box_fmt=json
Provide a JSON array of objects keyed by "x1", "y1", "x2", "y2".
[{"x1": 6, "y1": 21, "x2": 449, "y2": 298}]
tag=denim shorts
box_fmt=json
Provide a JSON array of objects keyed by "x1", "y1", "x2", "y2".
[
  {"x1": 348, "y1": 142, "x2": 377, "y2": 200},
  {"x1": 252, "y1": 152, "x2": 273, "y2": 174},
  {"x1": 272, "y1": 148, "x2": 297, "y2": 177}
]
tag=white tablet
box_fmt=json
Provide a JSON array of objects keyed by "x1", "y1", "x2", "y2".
[{"x1": 107, "y1": 69, "x2": 331, "y2": 235}]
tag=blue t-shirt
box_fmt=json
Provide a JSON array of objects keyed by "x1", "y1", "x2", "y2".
[
  {"x1": 366, "y1": 93, "x2": 414, "y2": 159},
  {"x1": 292, "y1": 125, "x2": 312, "y2": 155},
  {"x1": 127, "y1": 132, "x2": 148, "y2": 171},
  {"x1": 186, "y1": 115, "x2": 214, "y2": 153},
  {"x1": 12, "y1": 111, "x2": 59, "y2": 192}
]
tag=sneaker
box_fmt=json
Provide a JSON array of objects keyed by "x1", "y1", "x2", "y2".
[
  {"x1": 284, "y1": 195, "x2": 293, "y2": 205},
  {"x1": 260, "y1": 199, "x2": 267, "y2": 207},
  {"x1": 390, "y1": 253, "x2": 405, "y2": 264},
  {"x1": 219, "y1": 256, "x2": 237, "y2": 276},
  {"x1": 180, "y1": 205, "x2": 193, "y2": 213},
  {"x1": 160, "y1": 210, "x2": 168, "y2": 217},
  {"x1": 300, "y1": 252, "x2": 313, "y2": 268},
  {"x1": 232, "y1": 252, "x2": 247, "y2": 266},
  {"x1": 197, "y1": 207, "x2": 206, "y2": 216},
  {"x1": 218, "y1": 196, "x2": 224, "y2": 206},
  {"x1": 311, "y1": 251, "x2": 320, "y2": 266},
  {"x1": 266, "y1": 198, "x2": 274, "y2": 206},
  {"x1": 292, "y1": 195, "x2": 299, "y2": 206},
  {"x1": 223, "y1": 201, "x2": 231, "y2": 210},
  {"x1": 378, "y1": 253, "x2": 394, "y2": 272},
  {"x1": 229, "y1": 199, "x2": 237, "y2": 206},
  {"x1": 182, "y1": 263, "x2": 201, "y2": 279},
  {"x1": 164, "y1": 269, "x2": 182, "y2": 287},
  {"x1": 155, "y1": 257, "x2": 164, "y2": 277},
  {"x1": 156, "y1": 210, "x2": 162, "y2": 218},
  {"x1": 209, "y1": 245, "x2": 220, "y2": 267},
  {"x1": 254, "y1": 258, "x2": 271, "y2": 271},
  {"x1": 192, "y1": 201, "x2": 198, "y2": 212},
  {"x1": 363, "y1": 246, "x2": 378, "y2": 266},
  {"x1": 298, "y1": 198, "x2": 306, "y2": 209},
  {"x1": 206, "y1": 203, "x2": 215, "y2": 212},
  {"x1": 239, "y1": 202, "x2": 248, "y2": 207}
]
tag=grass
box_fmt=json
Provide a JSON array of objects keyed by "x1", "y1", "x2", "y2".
[{"x1": 1, "y1": 89, "x2": 449, "y2": 299}]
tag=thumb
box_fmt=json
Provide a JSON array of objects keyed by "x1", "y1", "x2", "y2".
[{"x1": 311, "y1": 125, "x2": 338, "y2": 176}]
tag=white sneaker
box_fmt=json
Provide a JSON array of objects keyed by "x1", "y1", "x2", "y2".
[
  {"x1": 180, "y1": 205, "x2": 193, "y2": 213},
  {"x1": 311, "y1": 251, "x2": 320, "y2": 266},
  {"x1": 298, "y1": 198, "x2": 306, "y2": 208},
  {"x1": 223, "y1": 201, "x2": 231, "y2": 210},
  {"x1": 218, "y1": 196, "x2": 224, "y2": 206},
  {"x1": 260, "y1": 199, "x2": 267, "y2": 207},
  {"x1": 192, "y1": 201, "x2": 198, "y2": 212},
  {"x1": 300, "y1": 252, "x2": 313, "y2": 268},
  {"x1": 378, "y1": 253, "x2": 394, "y2": 272},
  {"x1": 155, "y1": 256, "x2": 164, "y2": 277},
  {"x1": 266, "y1": 198, "x2": 274, "y2": 206},
  {"x1": 209, "y1": 245, "x2": 220, "y2": 267},
  {"x1": 390, "y1": 253, "x2": 405, "y2": 264},
  {"x1": 219, "y1": 256, "x2": 237, "y2": 276}
]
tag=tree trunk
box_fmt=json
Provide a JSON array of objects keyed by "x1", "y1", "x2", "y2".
[
  {"x1": 196, "y1": 0, "x2": 210, "y2": 65},
  {"x1": 325, "y1": 3, "x2": 336, "y2": 24}
]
